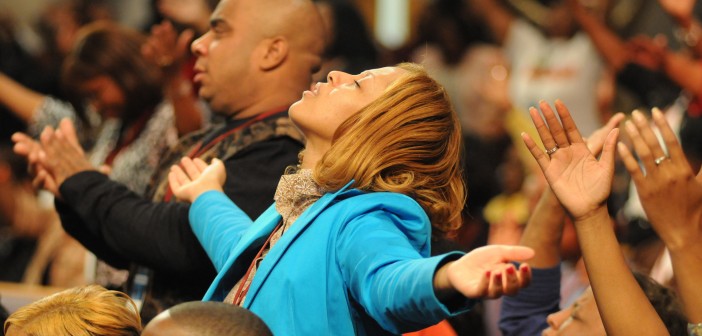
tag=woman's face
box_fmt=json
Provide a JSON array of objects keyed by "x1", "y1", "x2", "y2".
[
  {"x1": 290, "y1": 67, "x2": 403, "y2": 150},
  {"x1": 542, "y1": 287, "x2": 606, "y2": 336},
  {"x1": 79, "y1": 76, "x2": 126, "y2": 119}
]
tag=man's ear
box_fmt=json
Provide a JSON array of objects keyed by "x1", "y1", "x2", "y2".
[{"x1": 256, "y1": 37, "x2": 289, "y2": 70}]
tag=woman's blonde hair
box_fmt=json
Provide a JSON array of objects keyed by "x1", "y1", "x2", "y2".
[
  {"x1": 4, "y1": 285, "x2": 141, "y2": 336},
  {"x1": 315, "y1": 63, "x2": 465, "y2": 233}
]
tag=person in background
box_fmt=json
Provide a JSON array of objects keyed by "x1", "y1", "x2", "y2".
[
  {"x1": 469, "y1": 0, "x2": 608, "y2": 136},
  {"x1": 314, "y1": 0, "x2": 378, "y2": 82}
]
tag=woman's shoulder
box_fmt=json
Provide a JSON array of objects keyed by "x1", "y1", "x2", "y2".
[
  {"x1": 324, "y1": 190, "x2": 431, "y2": 251},
  {"x1": 329, "y1": 190, "x2": 428, "y2": 220}
]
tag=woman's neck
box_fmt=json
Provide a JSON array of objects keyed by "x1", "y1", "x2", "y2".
[{"x1": 300, "y1": 144, "x2": 328, "y2": 170}]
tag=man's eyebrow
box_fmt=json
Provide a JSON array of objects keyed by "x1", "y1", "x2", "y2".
[{"x1": 210, "y1": 18, "x2": 227, "y2": 28}]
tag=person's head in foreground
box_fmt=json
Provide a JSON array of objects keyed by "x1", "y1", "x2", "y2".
[
  {"x1": 142, "y1": 301, "x2": 272, "y2": 336},
  {"x1": 540, "y1": 250, "x2": 686, "y2": 334},
  {"x1": 3, "y1": 285, "x2": 141, "y2": 336}
]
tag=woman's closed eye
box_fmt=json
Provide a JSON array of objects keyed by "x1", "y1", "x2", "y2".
[{"x1": 354, "y1": 80, "x2": 360, "y2": 88}]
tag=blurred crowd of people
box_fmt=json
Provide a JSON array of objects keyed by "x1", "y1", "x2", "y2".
[{"x1": 1, "y1": 0, "x2": 702, "y2": 335}]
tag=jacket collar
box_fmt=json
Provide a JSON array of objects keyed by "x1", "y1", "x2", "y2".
[{"x1": 242, "y1": 180, "x2": 356, "y2": 307}]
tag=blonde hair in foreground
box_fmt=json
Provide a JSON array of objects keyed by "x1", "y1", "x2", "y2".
[
  {"x1": 4, "y1": 285, "x2": 142, "y2": 336},
  {"x1": 315, "y1": 63, "x2": 465, "y2": 233}
]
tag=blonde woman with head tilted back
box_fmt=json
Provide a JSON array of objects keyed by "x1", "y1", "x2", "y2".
[{"x1": 169, "y1": 63, "x2": 534, "y2": 335}]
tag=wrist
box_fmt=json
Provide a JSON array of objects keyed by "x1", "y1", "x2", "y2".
[
  {"x1": 573, "y1": 205, "x2": 610, "y2": 227},
  {"x1": 433, "y1": 261, "x2": 453, "y2": 294},
  {"x1": 191, "y1": 185, "x2": 224, "y2": 203}
]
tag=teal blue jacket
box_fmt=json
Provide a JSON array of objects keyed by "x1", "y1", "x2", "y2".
[{"x1": 189, "y1": 182, "x2": 470, "y2": 335}]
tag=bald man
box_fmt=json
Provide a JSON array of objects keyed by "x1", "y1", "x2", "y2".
[
  {"x1": 24, "y1": 0, "x2": 326, "y2": 322},
  {"x1": 142, "y1": 301, "x2": 272, "y2": 336}
]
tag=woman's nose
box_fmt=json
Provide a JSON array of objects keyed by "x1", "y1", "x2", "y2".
[{"x1": 327, "y1": 70, "x2": 351, "y2": 86}]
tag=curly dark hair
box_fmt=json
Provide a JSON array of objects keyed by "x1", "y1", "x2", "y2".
[{"x1": 633, "y1": 272, "x2": 688, "y2": 336}]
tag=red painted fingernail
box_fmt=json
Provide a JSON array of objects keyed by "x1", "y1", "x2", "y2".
[
  {"x1": 521, "y1": 265, "x2": 529, "y2": 272},
  {"x1": 507, "y1": 267, "x2": 516, "y2": 275},
  {"x1": 495, "y1": 273, "x2": 502, "y2": 280},
  {"x1": 486, "y1": 271, "x2": 491, "y2": 278}
]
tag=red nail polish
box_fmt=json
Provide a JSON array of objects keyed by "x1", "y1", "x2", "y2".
[
  {"x1": 521, "y1": 265, "x2": 529, "y2": 273},
  {"x1": 486, "y1": 271, "x2": 491, "y2": 278},
  {"x1": 495, "y1": 273, "x2": 502, "y2": 280},
  {"x1": 507, "y1": 267, "x2": 516, "y2": 275}
]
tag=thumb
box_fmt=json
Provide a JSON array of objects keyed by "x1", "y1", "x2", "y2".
[
  {"x1": 59, "y1": 118, "x2": 81, "y2": 149},
  {"x1": 211, "y1": 158, "x2": 227, "y2": 185},
  {"x1": 98, "y1": 165, "x2": 112, "y2": 175},
  {"x1": 498, "y1": 245, "x2": 535, "y2": 262}
]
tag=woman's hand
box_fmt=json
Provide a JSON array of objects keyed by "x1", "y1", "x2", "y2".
[
  {"x1": 168, "y1": 157, "x2": 226, "y2": 203},
  {"x1": 522, "y1": 100, "x2": 619, "y2": 221},
  {"x1": 618, "y1": 108, "x2": 702, "y2": 251},
  {"x1": 434, "y1": 245, "x2": 533, "y2": 300}
]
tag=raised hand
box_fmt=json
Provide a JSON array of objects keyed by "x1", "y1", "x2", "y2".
[
  {"x1": 168, "y1": 157, "x2": 226, "y2": 203},
  {"x1": 521, "y1": 100, "x2": 619, "y2": 220},
  {"x1": 11, "y1": 131, "x2": 55, "y2": 192},
  {"x1": 37, "y1": 122, "x2": 94, "y2": 193},
  {"x1": 436, "y1": 245, "x2": 533, "y2": 300},
  {"x1": 626, "y1": 35, "x2": 668, "y2": 71},
  {"x1": 142, "y1": 20, "x2": 195, "y2": 71},
  {"x1": 618, "y1": 109, "x2": 702, "y2": 251},
  {"x1": 156, "y1": 0, "x2": 211, "y2": 34}
]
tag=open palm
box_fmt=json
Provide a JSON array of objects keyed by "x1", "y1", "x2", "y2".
[
  {"x1": 522, "y1": 101, "x2": 619, "y2": 220},
  {"x1": 447, "y1": 245, "x2": 533, "y2": 299},
  {"x1": 545, "y1": 141, "x2": 614, "y2": 219}
]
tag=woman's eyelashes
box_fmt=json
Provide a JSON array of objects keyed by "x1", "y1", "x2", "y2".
[{"x1": 354, "y1": 80, "x2": 360, "y2": 88}]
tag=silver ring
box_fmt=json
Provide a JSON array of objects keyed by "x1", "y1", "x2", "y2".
[
  {"x1": 546, "y1": 146, "x2": 559, "y2": 155},
  {"x1": 654, "y1": 156, "x2": 668, "y2": 165}
]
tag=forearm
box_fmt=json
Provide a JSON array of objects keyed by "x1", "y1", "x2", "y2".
[
  {"x1": 662, "y1": 51, "x2": 702, "y2": 94},
  {"x1": 675, "y1": 18, "x2": 702, "y2": 58},
  {"x1": 670, "y1": 248, "x2": 702, "y2": 322},
  {"x1": 56, "y1": 200, "x2": 131, "y2": 269},
  {"x1": 469, "y1": 0, "x2": 513, "y2": 44},
  {"x1": 520, "y1": 188, "x2": 566, "y2": 268},
  {"x1": 0, "y1": 72, "x2": 46, "y2": 123},
  {"x1": 59, "y1": 171, "x2": 212, "y2": 273},
  {"x1": 575, "y1": 207, "x2": 669, "y2": 335},
  {"x1": 574, "y1": 7, "x2": 629, "y2": 71},
  {"x1": 189, "y1": 190, "x2": 255, "y2": 271},
  {"x1": 165, "y1": 76, "x2": 203, "y2": 136}
]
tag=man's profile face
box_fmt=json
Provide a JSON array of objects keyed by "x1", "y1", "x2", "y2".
[{"x1": 191, "y1": 0, "x2": 260, "y2": 114}]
